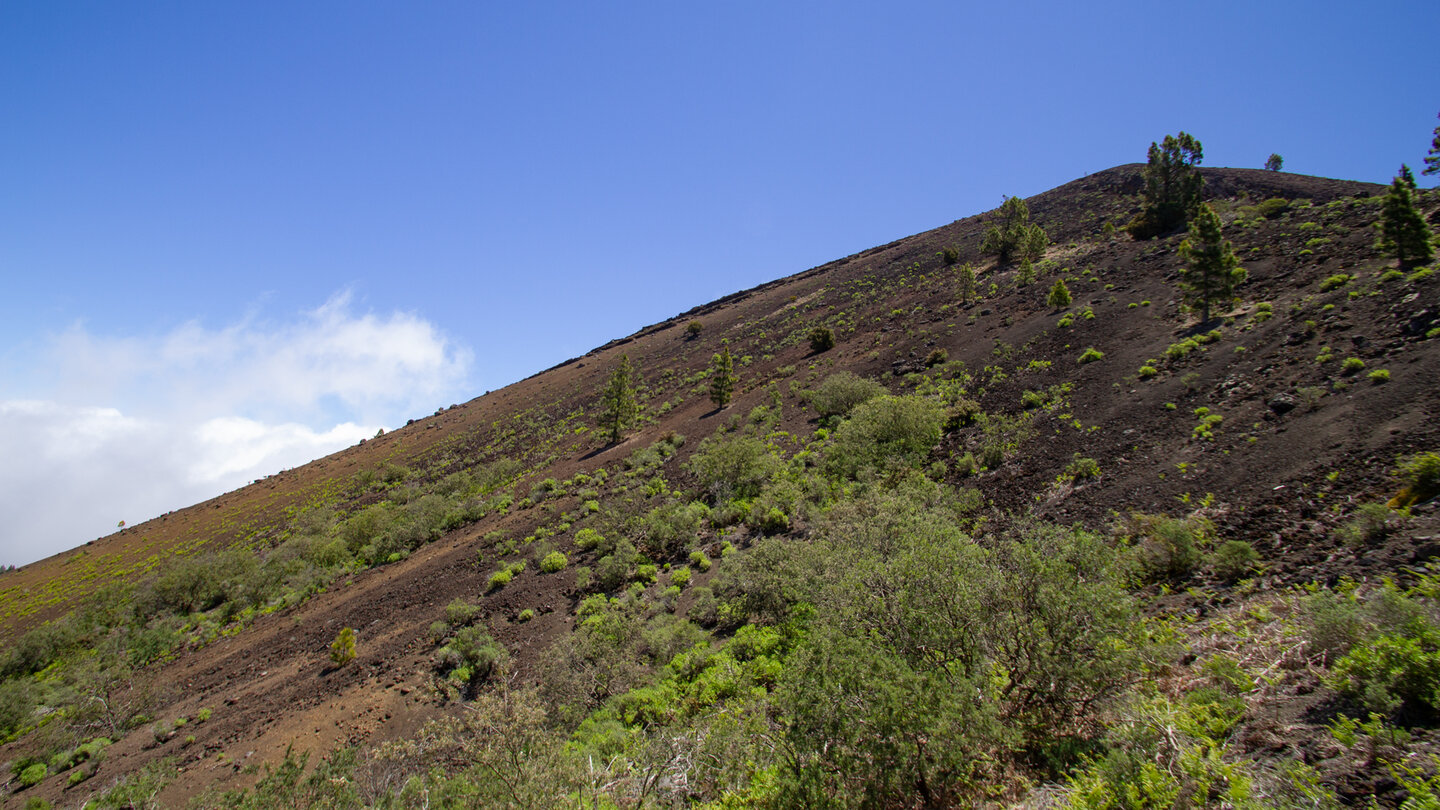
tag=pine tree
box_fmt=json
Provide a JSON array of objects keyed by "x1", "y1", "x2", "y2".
[
  {"x1": 709, "y1": 344, "x2": 737, "y2": 410},
  {"x1": 981, "y1": 196, "x2": 1047, "y2": 265},
  {"x1": 1378, "y1": 168, "x2": 1435, "y2": 270},
  {"x1": 1046, "y1": 278, "x2": 1072, "y2": 311},
  {"x1": 330, "y1": 627, "x2": 357, "y2": 667},
  {"x1": 1016, "y1": 258, "x2": 1036, "y2": 287},
  {"x1": 1178, "y1": 203, "x2": 1247, "y2": 324},
  {"x1": 1130, "y1": 132, "x2": 1204, "y2": 238},
  {"x1": 1265, "y1": 153, "x2": 1283, "y2": 172},
  {"x1": 600, "y1": 354, "x2": 638, "y2": 444},
  {"x1": 955, "y1": 262, "x2": 978, "y2": 303},
  {"x1": 1424, "y1": 113, "x2": 1440, "y2": 177}
]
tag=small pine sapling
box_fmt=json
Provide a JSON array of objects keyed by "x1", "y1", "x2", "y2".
[
  {"x1": 709, "y1": 343, "x2": 737, "y2": 409},
  {"x1": 1046, "y1": 278, "x2": 1072, "y2": 311},
  {"x1": 330, "y1": 627, "x2": 357, "y2": 667}
]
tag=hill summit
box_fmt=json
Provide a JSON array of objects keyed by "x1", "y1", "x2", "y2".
[{"x1": 3, "y1": 162, "x2": 1440, "y2": 808}]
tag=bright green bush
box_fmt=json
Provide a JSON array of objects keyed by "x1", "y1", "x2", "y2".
[
  {"x1": 540, "y1": 551, "x2": 568, "y2": 573},
  {"x1": 18, "y1": 762, "x2": 47, "y2": 787},
  {"x1": 1077, "y1": 347, "x2": 1104, "y2": 364},
  {"x1": 1341, "y1": 356, "x2": 1365, "y2": 373},
  {"x1": 1319, "y1": 273, "x2": 1353, "y2": 292},
  {"x1": 487, "y1": 568, "x2": 514, "y2": 591}
]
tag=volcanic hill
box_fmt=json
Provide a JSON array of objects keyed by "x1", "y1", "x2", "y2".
[{"x1": 3, "y1": 163, "x2": 1440, "y2": 808}]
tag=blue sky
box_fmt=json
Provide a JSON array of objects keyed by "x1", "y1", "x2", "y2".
[{"x1": 2, "y1": 1, "x2": 1437, "y2": 565}]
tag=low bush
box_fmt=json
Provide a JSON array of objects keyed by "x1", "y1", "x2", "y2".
[
  {"x1": 1393, "y1": 451, "x2": 1440, "y2": 507},
  {"x1": 540, "y1": 551, "x2": 568, "y2": 573},
  {"x1": 1337, "y1": 503, "x2": 1399, "y2": 548},
  {"x1": 1319, "y1": 273, "x2": 1353, "y2": 292},
  {"x1": 18, "y1": 762, "x2": 46, "y2": 788},
  {"x1": 487, "y1": 568, "x2": 514, "y2": 591},
  {"x1": 1255, "y1": 197, "x2": 1290, "y2": 218},
  {"x1": 1212, "y1": 540, "x2": 1260, "y2": 581},
  {"x1": 1077, "y1": 347, "x2": 1104, "y2": 364},
  {"x1": 1122, "y1": 513, "x2": 1213, "y2": 582},
  {"x1": 810, "y1": 371, "x2": 886, "y2": 418},
  {"x1": 445, "y1": 598, "x2": 480, "y2": 627},
  {"x1": 1329, "y1": 633, "x2": 1440, "y2": 716},
  {"x1": 808, "y1": 326, "x2": 835, "y2": 353}
]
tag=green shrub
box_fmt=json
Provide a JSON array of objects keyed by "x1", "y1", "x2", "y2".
[
  {"x1": 1060, "y1": 455, "x2": 1101, "y2": 482},
  {"x1": 808, "y1": 326, "x2": 836, "y2": 353},
  {"x1": 1212, "y1": 540, "x2": 1260, "y2": 581},
  {"x1": 925, "y1": 348, "x2": 948, "y2": 367},
  {"x1": 18, "y1": 762, "x2": 47, "y2": 788},
  {"x1": 810, "y1": 371, "x2": 886, "y2": 418},
  {"x1": 825, "y1": 395, "x2": 947, "y2": 478},
  {"x1": 445, "y1": 598, "x2": 480, "y2": 626},
  {"x1": 1341, "y1": 356, "x2": 1365, "y2": 373},
  {"x1": 540, "y1": 551, "x2": 568, "y2": 573},
  {"x1": 1137, "y1": 364, "x2": 1158, "y2": 379},
  {"x1": 518, "y1": 609, "x2": 535, "y2": 622},
  {"x1": 574, "y1": 528, "x2": 604, "y2": 551},
  {"x1": 1337, "y1": 503, "x2": 1398, "y2": 548},
  {"x1": 1124, "y1": 513, "x2": 1212, "y2": 582},
  {"x1": 669, "y1": 566, "x2": 692, "y2": 589},
  {"x1": 1369, "y1": 368, "x2": 1391, "y2": 383},
  {"x1": 688, "y1": 434, "x2": 778, "y2": 502},
  {"x1": 685, "y1": 320, "x2": 703, "y2": 339},
  {"x1": 1319, "y1": 273, "x2": 1353, "y2": 292},
  {"x1": 1329, "y1": 633, "x2": 1440, "y2": 716},
  {"x1": 487, "y1": 568, "x2": 514, "y2": 591},
  {"x1": 750, "y1": 506, "x2": 791, "y2": 535},
  {"x1": 1255, "y1": 197, "x2": 1290, "y2": 218},
  {"x1": 1395, "y1": 451, "x2": 1440, "y2": 507},
  {"x1": 688, "y1": 550, "x2": 712, "y2": 572},
  {"x1": 329, "y1": 627, "x2": 357, "y2": 667},
  {"x1": 1077, "y1": 347, "x2": 1104, "y2": 364}
]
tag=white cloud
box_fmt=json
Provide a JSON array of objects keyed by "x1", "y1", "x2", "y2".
[{"x1": 0, "y1": 293, "x2": 472, "y2": 567}]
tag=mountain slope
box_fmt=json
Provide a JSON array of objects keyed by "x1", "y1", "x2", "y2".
[{"x1": 4, "y1": 164, "x2": 1440, "y2": 808}]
